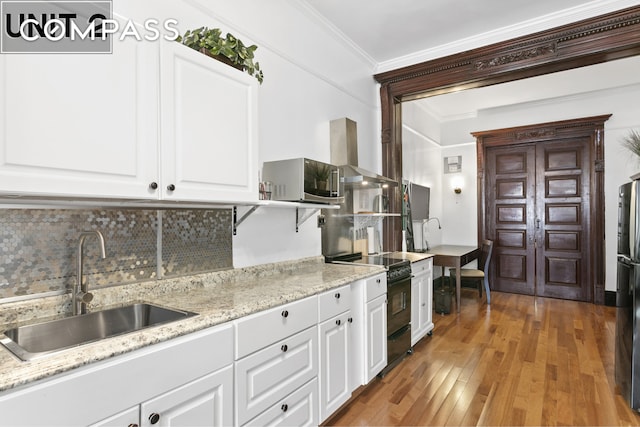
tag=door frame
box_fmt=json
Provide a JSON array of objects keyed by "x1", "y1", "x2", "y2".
[
  {"x1": 373, "y1": 6, "x2": 640, "y2": 300},
  {"x1": 473, "y1": 116, "x2": 611, "y2": 303}
]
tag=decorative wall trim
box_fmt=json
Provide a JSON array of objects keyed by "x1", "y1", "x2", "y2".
[{"x1": 474, "y1": 43, "x2": 556, "y2": 71}]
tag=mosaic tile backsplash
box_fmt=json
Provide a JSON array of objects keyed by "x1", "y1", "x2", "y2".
[{"x1": 0, "y1": 209, "x2": 232, "y2": 300}]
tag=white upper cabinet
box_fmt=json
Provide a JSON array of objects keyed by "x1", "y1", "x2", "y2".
[
  {"x1": 0, "y1": 14, "x2": 160, "y2": 200},
  {"x1": 159, "y1": 41, "x2": 258, "y2": 202},
  {"x1": 0, "y1": 9, "x2": 258, "y2": 203}
]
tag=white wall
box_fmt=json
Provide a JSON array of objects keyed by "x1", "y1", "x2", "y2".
[
  {"x1": 124, "y1": 0, "x2": 380, "y2": 267},
  {"x1": 440, "y1": 144, "x2": 478, "y2": 247},
  {"x1": 402, "y1": 102, "x2": 443, "y2": 251}
]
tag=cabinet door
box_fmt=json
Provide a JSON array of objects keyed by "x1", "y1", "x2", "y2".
[
  {"x1": 140, "y1": 365, "x2": 233, "y2": 427},
  {"x1": 0, "y1": 15, "x2": 159, "y2": 200},
  {"x1": 349, "y1": 280, "x2": 366, "y2": 390},
  {"x1": 318, "y1": 312, "x2": 351, "y2": 422},
  {"x1": 420, "y1": 263, "x2": 434, "y2": 336},
  {"x1": 365, "y1": 294, "x2": 387, "y2": 383},
  {"x1": 411, "y1": 276, "x2": 421, "y2": 346},
  {"x1": 159, "y1": 41, "x2": 258, "y2": 203},
  {"x1": 235, "y1": 326, "x2": 318, "y2": 426},
  {"x1": 90, "y1": 406, "x2": 139, "y2": 427}
]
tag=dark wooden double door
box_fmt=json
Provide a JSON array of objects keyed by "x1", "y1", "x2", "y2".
[{"x1": 486, "y1": 139, "x2": 591, "y2": 301}]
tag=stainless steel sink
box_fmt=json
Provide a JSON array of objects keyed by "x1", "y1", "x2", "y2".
[{"x1": 0, "y1": 303, "x2": 197, "y2": 361}]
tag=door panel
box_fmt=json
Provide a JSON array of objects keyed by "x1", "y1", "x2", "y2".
[
  {"x1": 536, "y1": 139, "x2": 591, "y2": 301},
  {"x1": 487, "y1": 145, "x2": 536, "y2": 295},
  {"x1": 486, "y1": 137, "x2": 592, "y2": 301}
]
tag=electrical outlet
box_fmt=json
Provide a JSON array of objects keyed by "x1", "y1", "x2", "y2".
[{"x1": 317, "y1": 215, "x2": 326, "y2": 227}]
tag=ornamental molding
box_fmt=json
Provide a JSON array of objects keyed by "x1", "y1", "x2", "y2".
[{"x1": 474, "y1": 43, "x2": 556, "y2": 71}]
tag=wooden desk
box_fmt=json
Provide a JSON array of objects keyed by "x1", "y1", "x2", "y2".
[{"x1": 426, "y1": 245, "x2": 480, "y2": 313}]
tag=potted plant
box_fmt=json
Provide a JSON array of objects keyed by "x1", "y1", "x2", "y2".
[
  {"x1": 313, "y1": 164, "x2": 331, "y2": 191},
  {"x1": 622, "y1": 129, "x2": 640, "y2": 179},
  {"x1": 622, "y1": 129, "x2": 640, "y2": 158},
  {"x1": 177, "y1": 27, "x2": 264, "y2": 84}
]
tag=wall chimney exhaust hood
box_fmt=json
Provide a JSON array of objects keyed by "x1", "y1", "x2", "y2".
[
  {"x1": 329, "y1": 117, "x2": 397, "y2": 188},
  {"x1": 340, "y1": 164, "x2": 397, "y2": 186}
]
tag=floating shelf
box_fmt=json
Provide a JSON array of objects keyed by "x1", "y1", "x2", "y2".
[{"x1": 233, "y1": 201, "x2": 339, "y2": 235}]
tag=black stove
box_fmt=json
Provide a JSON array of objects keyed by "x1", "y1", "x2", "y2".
[{"x1": 325, "y1": 253, "x2": 411, "y2": 282}]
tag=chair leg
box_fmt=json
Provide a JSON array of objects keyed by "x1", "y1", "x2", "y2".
[
  {"x1": 477, "y1": 279, "x2": 482, "y2": 298},
  {"x1": 484, "y1": 276, "x2": 491, "y2": 304}
]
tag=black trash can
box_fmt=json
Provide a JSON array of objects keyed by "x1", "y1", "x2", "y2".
[{"x1": 434, "y1": 279, "x2": 452, "y2": 314}]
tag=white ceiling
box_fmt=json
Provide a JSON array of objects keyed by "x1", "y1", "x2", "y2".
[
  {"x1": 301, "y1": 0, "x2": 597, "y2": 64},
  {"x1": 299, "y1": 0, "x2": 640, "y2": 120}
]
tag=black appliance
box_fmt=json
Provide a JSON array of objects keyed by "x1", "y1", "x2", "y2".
[
  {"x1": 326, "y1": 252, "x2": 413, "y2": 376},
  {"x1": 616, "y1": 180, "x2": 640, "y2": 411}
]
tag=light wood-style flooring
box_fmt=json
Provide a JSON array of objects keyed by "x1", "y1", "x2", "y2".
[{"x1": 326, "y1": 290, "x2": 640, "y2": 426}]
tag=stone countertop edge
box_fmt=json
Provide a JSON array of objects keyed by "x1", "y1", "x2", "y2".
[
  {"x1": 388, "y1": 251, "x2": 435, "y2": 263},
  {"x1": 0, "y1": 256, "x2": 384, "y2": 393}
]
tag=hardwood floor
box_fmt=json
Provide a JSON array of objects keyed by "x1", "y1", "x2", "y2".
[{"x1": 326, "y1": 290, "x2": 640, "y2": 426}]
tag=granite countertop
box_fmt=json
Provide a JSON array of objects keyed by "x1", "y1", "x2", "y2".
[
  {"x1": 388, "y1": 251, "x2": 434, "y2": 263},
  {"x1": 0, "y1": 256, "x2": 384, "y2": 393}
]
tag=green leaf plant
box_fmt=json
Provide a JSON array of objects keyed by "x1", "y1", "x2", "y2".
[
  {"x1": 177, "y1": 27, "x2": 264, "y2": 84},
  {"x1": 621, "y1": 129, "x2": 640, "y2": 157}
]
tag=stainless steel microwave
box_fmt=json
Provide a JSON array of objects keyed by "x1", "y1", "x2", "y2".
[{"x1": 262, "y1": 158, "x2": 344, "y2": 204}]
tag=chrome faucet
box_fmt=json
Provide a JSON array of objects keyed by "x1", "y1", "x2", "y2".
[
  {"x1": 74, "y1": 231, "x2": 106, "y2": 315},
  {"x1": 422, "y1": 217, "x2": 442, "y2": 251}
]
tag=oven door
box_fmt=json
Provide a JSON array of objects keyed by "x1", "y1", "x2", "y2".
[{"x1": 387, "y1": 276, "x2": 411, "y2": 335}]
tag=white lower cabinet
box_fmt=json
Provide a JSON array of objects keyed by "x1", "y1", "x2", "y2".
[
  {"x1": 318, "y1": 285, "x2": 352, "y2": 423},
  {"x1": 410, "y1": 258, "x2": 434, "y2": 346},
  {"x1": 235, "y1": 326, "x2": 318, "y2": 426},
  {"x1": 92, "y1": 365, "x2": 233, "y2": 427},
  {"x1": 0, "y1": 277, "x2": 387, "y2": 427},
  {"x1": 234, "y1": 295, "x2": 319, "y2": 427},
  {"x1": 365, "y1": 294, "x2": 388, "y2": 382},
  {"x1": 0, "y1": 323, "x2": 234, "y2": 426},
  {"x1": 350, "y1": 273, "x2": 388, "y2": 387}
]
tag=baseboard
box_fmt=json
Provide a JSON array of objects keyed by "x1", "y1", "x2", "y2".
[{"x1": 605, "y1": 290, "x2": 616, "y2": 307}]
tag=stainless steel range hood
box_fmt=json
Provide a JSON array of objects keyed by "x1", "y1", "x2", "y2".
[
  {"x1": 330, "y1": 117, "x2": 397, "y2": 188},
  {"x1": 340, "y1": 164, "x2": 397, "y2": 186}
]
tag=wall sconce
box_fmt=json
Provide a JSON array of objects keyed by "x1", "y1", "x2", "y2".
[{"x1": 454, "y1": 187, "x2": 462, "y2": 194}]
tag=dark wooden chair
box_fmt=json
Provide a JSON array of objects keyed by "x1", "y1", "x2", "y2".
[{"x1": 449, "y1": 240, "x2": 494, "y2": 304}]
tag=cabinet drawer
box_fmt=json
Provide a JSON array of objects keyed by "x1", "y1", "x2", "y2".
[
  {"x1": 365, "y1": 273, "x2": 386, "y2": 302},
  {"x1": 318, "y1": 285, "x2": 351, "y2": 321},
  {"x1": 243, "y1": 378, "x2": 318, "y2": 427},
  {"x1": 412, "y1": 258, "x2": 433, "y2": 275},
  {"x1": 235, "y1": 295, "x2": 318, "y2": 359},
  {"x1": 140, "y1": 365, "x2": 233, "y2": 427},
  {"x1": 235, "y1": 326, "x2": 318, "y2": 426}
]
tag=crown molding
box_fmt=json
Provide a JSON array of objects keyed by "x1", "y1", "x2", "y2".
[
  {"x1": 292, "y1": 0, "x2": 378, "y2": 69},
  {"x1": 376, "y1": 0, "x2": 640, "y2": 73}
]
